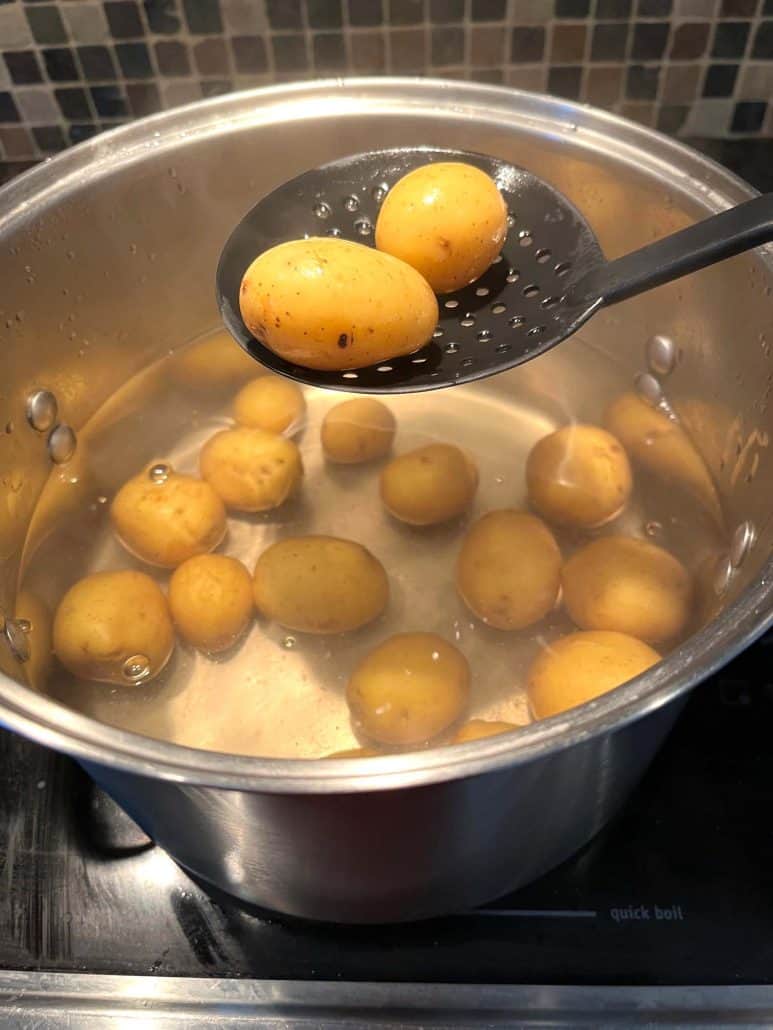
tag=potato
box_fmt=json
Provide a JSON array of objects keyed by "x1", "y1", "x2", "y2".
[
  {"x1": 528, "y1": 630, "x2": 660, "y2": 719},
  {"x1": 562, "y1": 536, "x2": 692, "y2": 645},
  {"x1": 169, "y1": 554, "x2": 254, "y2": 654},
  {"x1": 200, "y1": 426, "x2": 302, "y2": 512},
  {"x1": 375, "y1": 162, "x2": 508, "y2": 293},
  {"x1": 604, "y1": 392, "x2": 722, "y2": 526},
  {"x1": 347, "y1": 632, "x2": 470, "y2": 746},
  {"x1": 526, "y1": 424, "x2": 632, "y2": 529},
  {"x1": 253, "y1": 535, "x2": 388, "y2": 634},
  {"x1": 452, "y1": 719, "x2": 519, "y2": 743},
  {"x1": 456, "y1": 510, "x2": 561, "y2": 630},
  {"x1": 232, "y1": 376, "x2": 306, "y2": 435},
  {"x1": 321, "y1": 398, "x2": 396, "y2": 464},
  {"x1": 239, "y1": 237, "x2": 438, "y2": 371},
  {"x1": 380, "y1": 443, "x2": 478, "y2": 525},
  {"x1": 111, "y1": 465, "x2": 226, "y2": 568},
  {"x1": 326, "y1": 746, "x2": 381, "y2": 759},
  {"x1": 169, "y1": 330, "x2": 257, "y2": 393},
  {"x1": 53, "y1": 570, "x2": 174, "y2": 686}
]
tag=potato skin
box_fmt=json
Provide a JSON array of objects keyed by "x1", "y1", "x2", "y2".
[
  {"x1": 380, "y1": 443, "x2": 478, "y2": 525},
  {"x1": 562, "y1": 536, "x2": 692, "y2": 645},
  {"x1": 111, "y1": 466, "x2": 226, "y2": 568},
  {"x1": 321, "y1": 398, "x2": 396, "y2": 464},
  {"x1": 253, "y1": 535, "x2": 389, "y2": 634},
  {"x1": 169, "y1": 331, "x2": 257, "y2": 393},
  {"x1": 452, "y1": 719, "x2": 519, "y2": 743},
  {"x1": 239, "y1": 237, "x2": 439, "y2": 371},
  {"x1": 347, "y1": 632, "x2": 470, "y2": 746},
  {"x1": 232, "y1": 376, "x2": 306, "y2": 435},
  {"x1": 456, "y1": 510, "x2": 561, "y2": 630},
  {"x1": 375, "y1": 162, "x2": 507, "y2": 293},
  {"x1": 169, "y1": 554, "x2": 254, "y2": 653},
  {"x1": 200, "y1": 426, "x2": 302, "y2": 512},
  {"x1": 526, "y1": 424, "x2": 632, "y2": 529},
  {"x1": 527, "y1": 630, "x2": 660, "y2": 719},
  {"x1": 53, "y1": 570, "x2": 174, "y2": 686}
]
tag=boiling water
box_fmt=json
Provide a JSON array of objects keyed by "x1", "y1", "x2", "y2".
[{"x1": 16, "y1": 331, "x2": 723, "y2": 759}]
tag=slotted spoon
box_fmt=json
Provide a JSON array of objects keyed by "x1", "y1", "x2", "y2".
[{"x1": 217, "y1": 147, "x2": 773, "y2": 393}]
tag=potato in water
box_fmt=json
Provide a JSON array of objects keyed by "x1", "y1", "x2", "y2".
[
  {"x1": 347, "y1": 632, "x2": 470, "y2": 746},
  {"x1": 375, "y1": 162, "x2": 508, "y2": 293},
  {"x1": 111, "y1": 465, "x2": 226, "y2": 568},
  {"x1": 253, "y1": 535, "x2": 388, "y2": 634},
  {"x1": 527, "y1": 630, "x2": 660, "y2": 719},
  {"x1": 200, "y1": 426, "x2": 302, "y2": 512},
  {"x1": 452, "y1": 719, "x2": 519, "y2": 743},
  {"x1": 169, "y1": 330, "x2": 257, "y2": 393},
  {"x1": 526, "y1": 424, "x2": 632, "y2": 529},
  {"x1": 169, "y1": 554, "x2": 254, "y2": 654},
  {"x1": 321, "y1": 398, "x2": 396, "y2": 464},
  {"x1": 239, "y1": 237, "x2": 438, "y2": 371},
  {"x1": 380, "y1": 443, "x2": 478, "y2": 525},
  {"x1": 562, "y1": 536, "x2": 692, "y2": 645},
  {"x1": 456, "y1": 510, "x2": 561, "y2": 630},
  {"x1": 232, "y1": 376, "x2": 306, "y2": 435},
  {"x1": 53, "y1": 570, "x2": 174, "y2": 686}
]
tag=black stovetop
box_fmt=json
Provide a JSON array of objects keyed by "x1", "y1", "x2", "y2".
[{"x1": 0, "y1": 136, "x2": 771, "y2": 990}]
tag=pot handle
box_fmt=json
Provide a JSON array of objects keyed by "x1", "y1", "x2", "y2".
[{"x1": 576, "y1": 193, "x2": 773, "y2": 308}]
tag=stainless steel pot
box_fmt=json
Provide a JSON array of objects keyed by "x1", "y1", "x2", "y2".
[{"x1": 0, "y1": 80, "x2": 771, "y2": 923}]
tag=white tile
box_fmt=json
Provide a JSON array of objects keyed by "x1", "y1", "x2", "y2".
[
  {"x1": 62, "y1": 3, "x2": 110, "y2": 44},
  {"x1": 0, "y1": 6, "x2": 33, "y2": 47},
  {"x1": 222, "y1": 0, "x2": 268, "y2": 34},
  {"x1": 15, "y1": 89, "x2": 59, "y2": 125}
]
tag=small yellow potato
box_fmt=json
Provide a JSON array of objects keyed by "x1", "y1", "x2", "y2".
[
  {"x1": 232, "y1": 376, "x2": 306, "y2": 435},
  {"x1": 375, "y1": 162, "x2": 508, "y2": 293},
  {"x1": 452, "y1": 719, "x2": 519, "y2": 743},
  {"x1": 380, "y1": 443, "x2": 478, "y2": 525},
  {"x1": 526, "y1": 424, "x2": 632, "y2": 529},
  {"x1": 53, "y1": 570, "x2": 174, "y2": 686},
  {"x1": 527, "y1": 630, "x2": 661, "y2": 719},
  {"x1": 604, "y1": 392, "x2": 722, "y2": 526},
  {"x1": 111, "y1": 465, "x2": 226, "y2": 568},
  {"x1": 456, "y1": 510, "x2": 561, "y2": 630},
  {"x1": 321, "y1": 398, "x2": 396, "y2": 464},
  {"x1": 562, "y1": 536, "x2": 692, "y2": 645},
  {"x1": 325, "y1": 746, "x2": 381, "y2": 759},
  {"x1": 347, "y1": 632, "x2": 470, "y2": 746},
  {"x1": 253, "y1": 535, "x2": 388, "y2": 634},
  {"x1": 239, "y1": 237, "x2": 438, "y2": 371},
  {"x1": 169, "y1": 554, "x2": 254, "y2": 654},
  {"x1": 200, "y1": 426, "x2": 302, "y2": 513},
  {"x1": 169, "y1": 330, "x2": 257, "y2": 393}
]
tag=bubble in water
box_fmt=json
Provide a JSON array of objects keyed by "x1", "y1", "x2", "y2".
[
  {"x1": 122, "y1": 654, "x2": 151, "y2": 683},
  {"x1": 495, "y1": 475, "x2": 504, "y2": 484},
  {"x1": 5, "y1": 421, "x2": 13, "y2": 434},
  {"x1": 507, "y1": 213, "x2": 515, "y2": 228},
  {"x1": 129, "y1": 243, "x2": 137, "y2": 255},
  {"x1": 431, "y1": 651, "x2": 440, "y2": 661},
  {"x1": 282, "y1": 636, "x2": 297, "y2": 650},
  {"x1": 326, "y1": 227, "x2": 342, "y2": 237},
  {"x1": 354, "y1": 217, "x2": 372, "y2": 236},
  {"x1": 372, "y1": 182, "x2": 389, "y2": 203},
  {"x1": 444, "y1": 342, "x2": 460, "y2": 354},
  {"x1": 313, "y1": 201, "x2": 331, "y2": 219},
  {"x1": 645, "y1": 520, "x2": 662, "y2": 538},
  {"x1": 477, "y1": 329, "x2": 492, "y2": 342},
  {"x1": 97, "y1": 495, "x2": 107, "y2": 505},
  {"x1": 460, "y1": 315, "x2": 475, "y2": 327},
  {"x1": 148, "y1": 462, "x2": 171, "y2": 483},
  {"x1": 343, "y1": 194, "x2": 360, "y2": 212}
]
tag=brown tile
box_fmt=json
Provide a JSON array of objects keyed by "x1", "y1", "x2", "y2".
[
  {"x1": 0, "y1": 125, "x2": 35, "y2": 158},
  {"x1": 550, "y1": 23, "x2": 587, "y2": 62},
  {"x1": 620, "y1": 101, "x2": 657, "y2": 126},
  {"x1": 669, "y1": 22, "x2": 710, "y2": 59},
  {"x1": 505, "y1": 65, "x2": 547, "y2": 91},
  {"x1": 389, "y1": 27, "x2": 427, "y2": 70},
  {"x1": 350, "y1": 31, "x2": 386, "y2": 71},
  {"x1": 470, "y1": 26, "x2": 504, "y2": 65},
  {"x1": 193, "y1": 37, "x2": 229, "y2": 76},
  {"x1": 661, "y1": 63, "x2": 700, "y2": 101},
  {"x1": 585, "y1": 64, "x2": 624, "y2": 104}
]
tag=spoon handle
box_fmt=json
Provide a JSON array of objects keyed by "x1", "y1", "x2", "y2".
[{"x1": 576, "y1": 193, "x2": 773, "y2": 308}]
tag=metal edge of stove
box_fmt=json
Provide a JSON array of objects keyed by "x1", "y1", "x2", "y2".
[{"x1": 1, "y1": 973, "x2": 773, "y2": 1028}]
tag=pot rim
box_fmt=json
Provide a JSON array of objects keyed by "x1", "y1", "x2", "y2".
[{"x1": 1, "y1": 76, "x2": 771, "y2": 794}]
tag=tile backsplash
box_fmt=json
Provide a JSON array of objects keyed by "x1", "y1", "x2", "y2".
[{"x1": 0, "y1": 0, "x2": 771, "y2": 182}]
